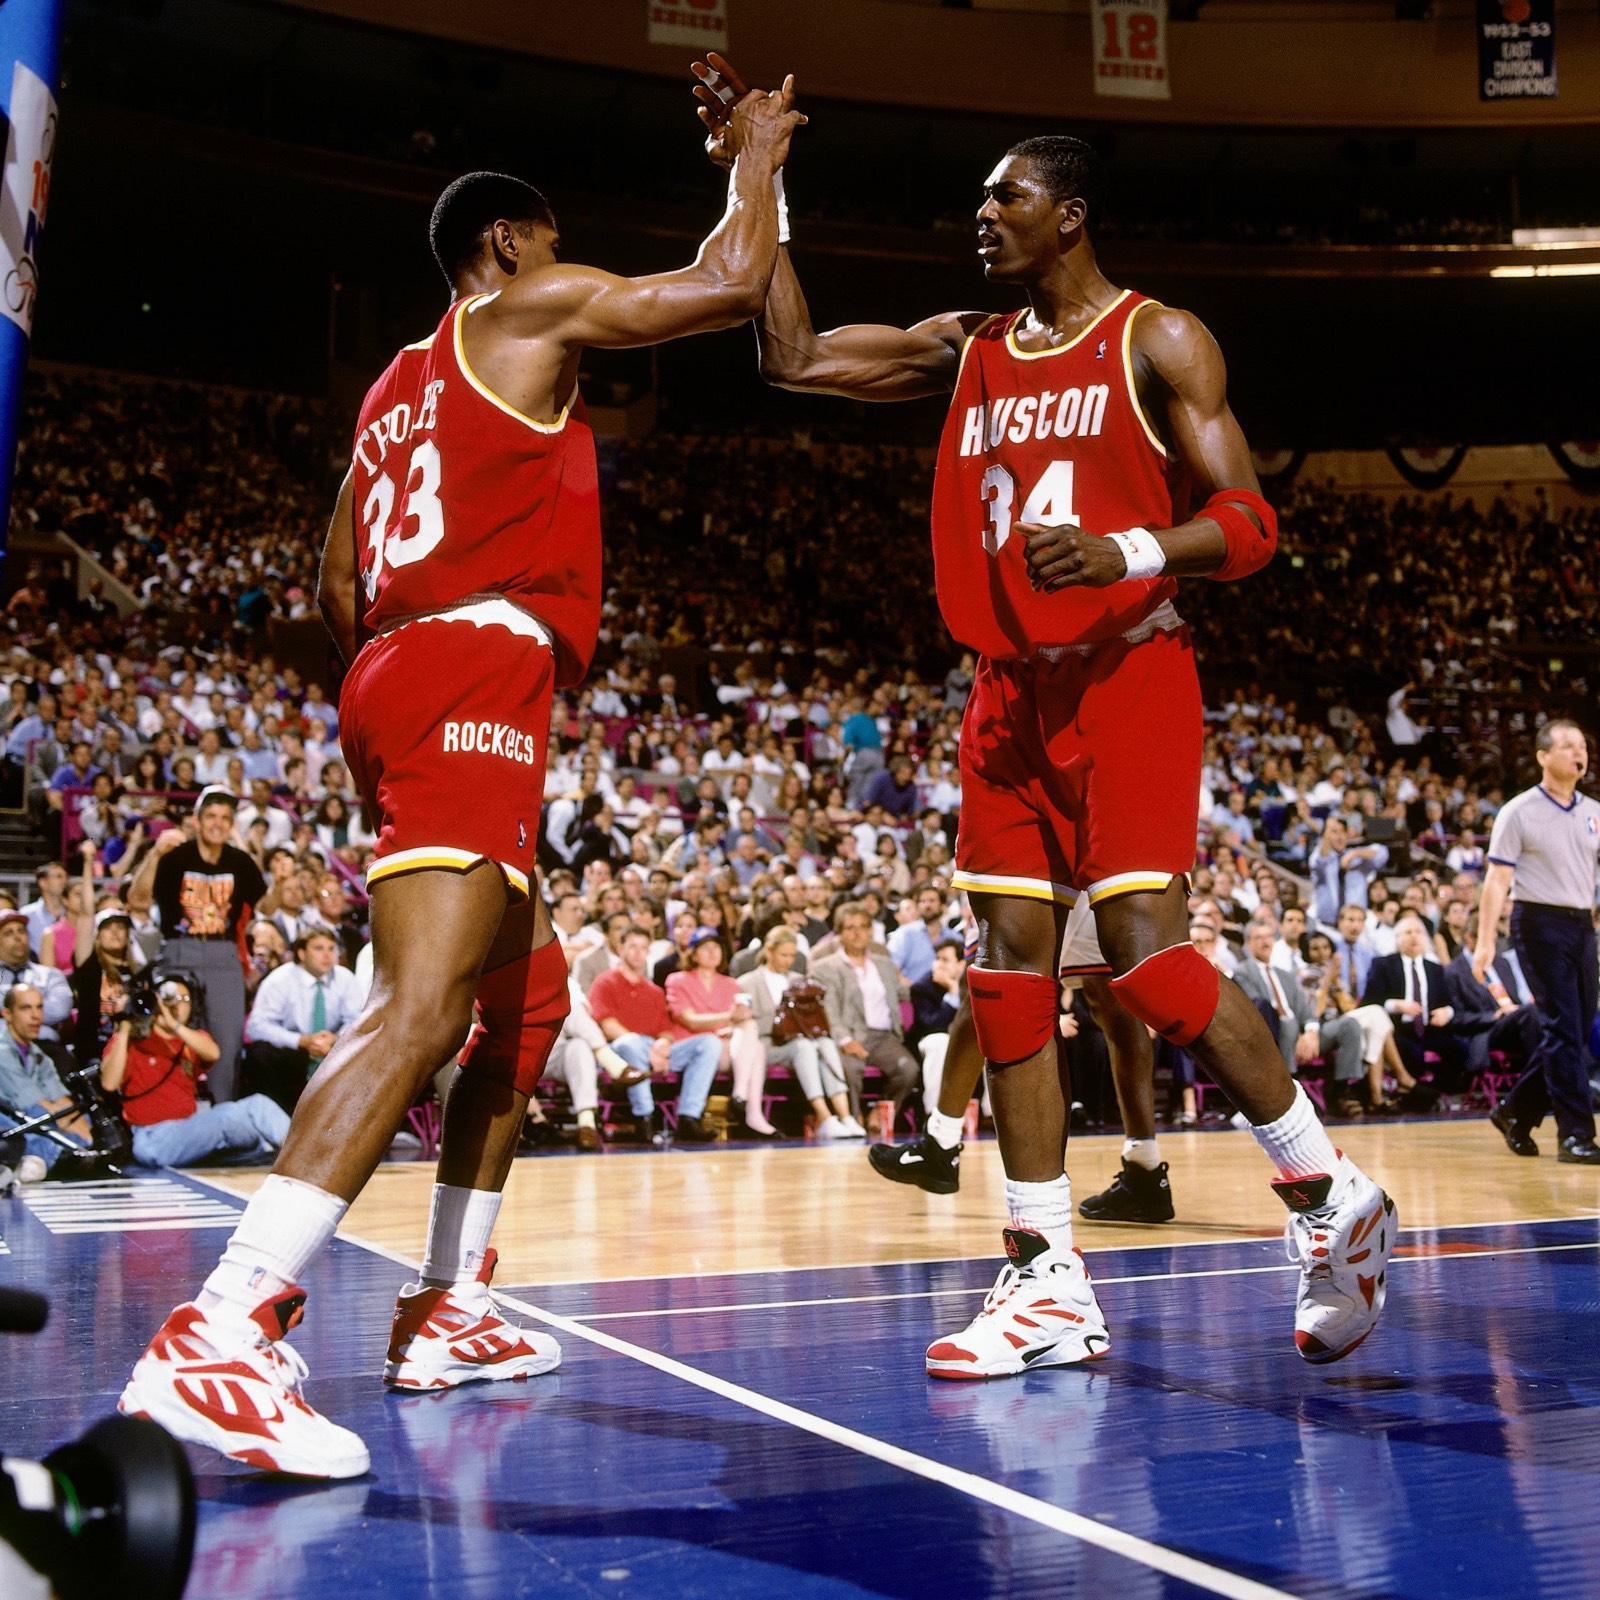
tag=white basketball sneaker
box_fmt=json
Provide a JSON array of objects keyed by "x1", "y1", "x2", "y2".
[
  {"x1": 1274, "y1": 1154, "x2": 1397, "y2": 1364},
  {"x1": 926, "y1": 1227, "x2": 1111, "y2": 1380},
  {"x1": 384, "y1": 1248, "x2": 561, "y2": 1391},
  {"x1": 120, "y1": 1288, "x2": 370, "y2": 1479}
]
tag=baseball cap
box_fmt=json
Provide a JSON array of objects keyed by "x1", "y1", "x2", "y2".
[
  {"x1": 0, "y1": 909, "x2": 27, "y2": 929},
  {"x1": 193, "y1": 784, "x2": 239, "y2": 814},
  {"x1": 94, "y1": 907, "x2": 132, "y2": 930},
  {"x1": 688, "y1": 928, "x2": 722, "y2": 951}
]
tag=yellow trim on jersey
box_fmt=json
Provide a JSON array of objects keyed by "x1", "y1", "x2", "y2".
[
  {"x1": 1003, "y1": 287, "x2": 1132, "y2": 363},
  {"x1": 1122, "y1": 299, "x2": 1170, "y2": 459},
  {"x1": 952, "y1": 870, "x2": 1078, "y2": 907},
  {"x1": 401, "y1": 334, "x2": 436, "y2": 352},
  {"x1": 367, "y1": 847, "x2": 530, "y2": 900},
  {"x1": 1086, "y1": 871, "x2": 1178, "y2": 906},
  {"x1": 453, "y1": 293, "x2": 573, "y2": 435}
]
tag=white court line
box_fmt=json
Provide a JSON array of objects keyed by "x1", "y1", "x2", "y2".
[
  {"x1": 563, "y1": 1238, "x2": 1600, "y2": 1324},
  {"x1": 495, "y1": 1287, "x2": 1299, "y2": 1600}
]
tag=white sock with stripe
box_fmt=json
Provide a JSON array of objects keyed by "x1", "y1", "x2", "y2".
[
  {"x1": 1249, "y1": 1083, "x2": 1340, "y2": 1181},
  {"x1": 420, "y1": 1183, "x2": 503, "y2": 1290},
  {"x1": 198, "y1": 1174, "x2": 348, "y2": 1319},
  {"x1": 1005, "y1": 1174, "x2": 1073, "y2": 1249}
]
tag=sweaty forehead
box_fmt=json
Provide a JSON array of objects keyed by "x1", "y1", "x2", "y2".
[{"x1": 983, "y1": 155, "x2": 1042, "y2": 193}]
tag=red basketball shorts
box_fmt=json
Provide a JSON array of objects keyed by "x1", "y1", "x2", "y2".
[
  {"x1": 341, "y1": 599, "x2": 553, "y2": 900},
  {"x1": 953, "y1": 615, "x2": 1201, "y2": 911}
]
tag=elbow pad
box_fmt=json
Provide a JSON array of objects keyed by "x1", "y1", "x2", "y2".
[{"x1": 1202, "y1": 488, "x2": 1278, "y2": 583}]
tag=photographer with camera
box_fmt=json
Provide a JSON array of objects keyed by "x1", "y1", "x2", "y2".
[
  {"x1": 100, "y1": 974, "x2": 289, "y2": 1168},
  {"x1": 0, "y1": 985, "x2": 92, "y2": 1181}
]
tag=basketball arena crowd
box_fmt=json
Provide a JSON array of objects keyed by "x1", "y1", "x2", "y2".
[{"x1": 0, "y1": 366, "x2": 1591, "y2": 1176}]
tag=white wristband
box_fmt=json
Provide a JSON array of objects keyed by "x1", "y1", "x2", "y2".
[
  {"x1": 772, "y1": 170, "x2": 790, "y2": 245},
  {"x1": 1108, "y1": 527, "x2": 1165, "y2": 580}
]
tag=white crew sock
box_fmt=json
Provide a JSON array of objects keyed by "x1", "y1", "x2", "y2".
[
  {"x1": 198, "y1": 1174, "x2": 348, "y2": 1317},
  {"x1": 576, "y1": 1108, "x2": 597, "y2": 1129},
  {"x1": 420, "y1": 1183, "x2": 503, "y2": 1290},
  {"x1": 1249, "y1": 1083, "x2": 1340, "y2": 1181},
  {"x1": 597, "y1": 1045, "x2": 629, "y2": 1079},
  {"x1": 926, "y1": 1109, "x2": 965, "y2": 1150},
  {"x1": 1005, "y1": 1174, "x2": 1073, "y2": 1249},
  {"x1": 1123, "y1": 1137, "x2": 1162, "y2": 1170}
]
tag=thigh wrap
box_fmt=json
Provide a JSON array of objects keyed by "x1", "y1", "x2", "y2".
[
  {"x1": 460, "y1": 937, "x2": 571, "y2": 1096},
  {"x1": 967, "y1": 966, "x2": 1060, "y2": 1067},
  {"x1": 1109, "y1": 943, "x2": 1220, "y2": 1048}
]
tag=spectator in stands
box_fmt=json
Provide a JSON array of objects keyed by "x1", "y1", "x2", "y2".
[
  {"x1": 542, "y1": 980, "x2": 654, "y2": 1151},
  {"x1": 100, "y1": 974, "x2": 288, "y2": 1167},
  {"x1": 242, "y1": 929, "x2": 365, "y2": 1114},
  {"x1": 813, "y1": 901, "x2": 920, "y2": 1130},
  {"x1": 737, "y1": 926, "x2": 861, "y2": 1140},
  {"x1": 1300, "y1": 930, "x2": 1411, "y2": 1112},
  {"x1": 588, "y1": 927, "x2": 721, "y2": 1144},
  {"x1": 887, "y1": 885, "x2": 948, "y2": 985},
  {"x1": 862, "y1": 756, "x2": 918, "y2": 821},
  {"x1": 665, "y1": 930, "x2": 775, "y2": 1138},
  {"x1": 1309, "y1": 816, "x2": 1388, "y2": 929},
  {"x1": 70, "y1": 902, "x2": 143, "y2": 1072},
  {"x1": 1448, "y1": 912, "x2": 1544, "y2": 1088},
  {"x1": 0, "y1": 985, "x2": 91, "y2": 1180},
  {"x1": 1272, "y1": 905, "x2": 1309, "y2": 975},
  {"x1": 909, "y1": 935, "x2": 966, "y2": 1122},
  {"x1": 22, "y1": 860, "x2": 67, "y2": 959},
  {"x1": 0, "y1": 908, "x2": 72, "y2": 1051},
  {"x1": 575, "y1": 909, "x2": 633, "y2": 996},
  {"x1": 1363, "y1": 908, "x2": 1471, "y2": 1095}
]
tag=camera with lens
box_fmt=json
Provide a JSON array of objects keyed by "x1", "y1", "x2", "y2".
[
  {"x1": 121, "y1": 967, "x2": 163, "y2": 1039},
  {"x1": 0, "y1": 1290, "x2": 195, "y2": 1600}
]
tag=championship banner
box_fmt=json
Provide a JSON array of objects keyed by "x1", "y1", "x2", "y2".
[
  {"x1": 0, "y1": 0, "x2": 62, "y2": 568},
  {"x1": 1477, "y1": 0, "x2": 1556, "y2": 101},
  {"x1": 647, "y1": 0, "x2": 728, "y2": 50},
  {"x1": 1091, "y1": 0, "x2": 1170, "y2": 101}
]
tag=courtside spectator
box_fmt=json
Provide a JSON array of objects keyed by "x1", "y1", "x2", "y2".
[{"x1": 243, "y1": 929, "x2": 365, "y2": 1113}]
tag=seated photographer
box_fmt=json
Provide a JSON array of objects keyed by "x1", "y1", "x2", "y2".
[
  {"x1": 101, "y1": 974, "x2": 287, "y2": 1167},
  {"x1": 241, "y1": 928, "x2": 364, "y2": 1115},
  {"x1": 0, "y1": 984, "x2": 91, "y2": 1181}
]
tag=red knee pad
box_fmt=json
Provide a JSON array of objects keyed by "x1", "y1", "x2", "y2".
[
  {"x1": 1110, "y1": 942, "x2": 1220, "y2": 1047},
  {"x1": 459, "y1": 937, "x2": 571, "y2": 1096},
  {"x1": 967, "y1": 966, "x2": 1061, "y2": 1067}
]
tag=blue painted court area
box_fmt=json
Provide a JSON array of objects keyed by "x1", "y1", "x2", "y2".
[{"x1": 3, "y1": 1176, "x2": 1599, "y2": 1600}]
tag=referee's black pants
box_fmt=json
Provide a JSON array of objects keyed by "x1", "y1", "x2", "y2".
[{"x1": 1504, "y1": 904, "x2": 1597, "y2": 1144}]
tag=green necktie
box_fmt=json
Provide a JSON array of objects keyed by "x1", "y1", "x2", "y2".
[{"x1": 307, "y1": 979, "x2": 328, "y2": 1074}]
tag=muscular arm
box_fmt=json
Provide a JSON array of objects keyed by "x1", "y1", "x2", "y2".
[
  {"x1": 317, "y1": 469, "x2": 359, "y2": 669},
  {"x1": 757, "y1": 247, "x2": 980, "y2": 401}
]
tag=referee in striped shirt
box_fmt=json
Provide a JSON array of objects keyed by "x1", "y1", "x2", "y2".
[{"x1": 1475, "y1": 720, "x2": 1600, "y2": 1164}]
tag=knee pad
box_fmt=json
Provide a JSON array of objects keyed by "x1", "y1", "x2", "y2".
[
  {"x1": 1110, "y1": 943, "x2": 1220, "y2": 1047},
  {"x1": 460, "y1": 937, "x2": 571, "y2": 1096},
  {"x1": 967, "y1": 966, "x2": 1060, "y2": 1067}
]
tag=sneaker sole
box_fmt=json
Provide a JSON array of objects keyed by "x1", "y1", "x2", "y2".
[
  {"x1": 926, "y1": 1333, "x2": 1111, "y2": 1381},
  {"x1": 383, "y1": 1349, "x2": 561, "y2": 1390},
  {"x1": 119, "y1": 1374, "x2": 370, "y2": 1479}
]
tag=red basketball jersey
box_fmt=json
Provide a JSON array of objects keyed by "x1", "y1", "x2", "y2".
[
  {"x1": 930, "y1": 289, "x2": 1178, "y2": 659},
  {"x1": 351, "y1": 291, "x2": 601, "y2": 687}
]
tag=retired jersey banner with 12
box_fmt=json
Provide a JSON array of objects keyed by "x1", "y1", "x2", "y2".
[
  {"x1": 1477, "y1": 0, "x2": 1556, "y2": 100},
  {"x1": 1091, "y1": 0, "x2": 1169, "y2": 101},
  {"x1": 648, "y1": 0, "x2": 728, "y2": 50}
]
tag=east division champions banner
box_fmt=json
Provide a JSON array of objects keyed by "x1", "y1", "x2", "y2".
[
  {"x1": 1477, "y1": 0, "x2": 1556, "y2": 101},
  {"x1": 0, "y1": 0, "x2": 63, "y2": 571}
]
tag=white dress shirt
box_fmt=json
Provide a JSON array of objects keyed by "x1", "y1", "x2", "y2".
[
  {"x1": 247, "y1": 961, "x2": 363, "y2": 1051},
  {"x1": 845, "y1": 951, "x2": 893, "y2": 1033}
]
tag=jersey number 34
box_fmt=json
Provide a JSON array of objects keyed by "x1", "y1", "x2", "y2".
[
  {"x1": 361, "y1": 440, "x2": 445, "y2": 601},
  {"x1": 980, "y1": 459, "x2": 1076, "y2": 555}
]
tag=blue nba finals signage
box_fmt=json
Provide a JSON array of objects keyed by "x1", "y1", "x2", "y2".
[
  {"x1": 1477, "y1": 0, "x2": 1556, "y2": 100},
  {"x1": 0, "y1": 0, "x2": 63, "y2": 570}
]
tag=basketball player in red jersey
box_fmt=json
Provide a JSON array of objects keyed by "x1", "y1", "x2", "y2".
[
  {"x1": 694, "y1": 55, "x2": 1393, "y2": 1379},
  {"x1": 118, "y1": 83, "x2": 803, "y2": 1477}
]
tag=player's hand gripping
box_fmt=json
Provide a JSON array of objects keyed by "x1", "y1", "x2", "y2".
[
  {"x1": 691, "y1": 52, "x2": 804, "y2": 170},
  {"x1": 1021, "y1": 521, "x2": 1131, "y2": 592}
]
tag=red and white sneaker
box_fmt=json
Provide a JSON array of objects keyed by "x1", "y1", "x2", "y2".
[
  {"x1": 1274, "y1": 1154, "x2": 1397, "y2": 1364},
  {"x1": 119, "y1": 1287, "x2": 370, "y2": 1479},
  {"x1": 926, "y1": 1227, "x2": 1111, "y2": 1381},
  {"x1": 384, "y1": 1249, "x2": 561, "y2": 1391}
]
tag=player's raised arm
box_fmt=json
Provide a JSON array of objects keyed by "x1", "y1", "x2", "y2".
[
  {"x1": 758, "y1": 247, "x2": 979, "y2": 402},
  {"x1": 316, "y1": 467, "x2": 360, "y2": 668},
  {"x1": 1022, "y1": 306, "x2": 1277, "y2": 592},
  {"x1": 494, "y1": 82, "x2": 803, "y2": 353}
]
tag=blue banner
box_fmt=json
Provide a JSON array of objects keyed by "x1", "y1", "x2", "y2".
[
  {"x1": 0, "y1": 0, "x2": 63, "y2": 578},
  {"x1": 1477, "y1": 0, "x2": 1557, "y2": 101}
]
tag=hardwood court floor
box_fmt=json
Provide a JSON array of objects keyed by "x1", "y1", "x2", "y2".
[{"x1": 206, "y1": 1118, "x2": 1600, "y2": 1286}]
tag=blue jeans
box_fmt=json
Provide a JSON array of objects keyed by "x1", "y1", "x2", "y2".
[
  {"x1": 611, "y1": 1034, "x2": 721, "y2": 1121},
  {"x1": 129, "y1": 1096, "x2": 291, "y2": 1168},
  {"x1": 0, "y1": 1103, "x2": 90, "y2": 1172}
]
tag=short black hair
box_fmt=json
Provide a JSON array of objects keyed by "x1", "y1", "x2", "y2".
[
  {"x1": 429, "y1": 172, "x2": 554, "y2": 287},
  {"x1": 1005, "y1": 135, "x2": 1107, "y2": 229},
  {"x1": 1536, "y1": 718, "x2": 1583, "y2": 755}
]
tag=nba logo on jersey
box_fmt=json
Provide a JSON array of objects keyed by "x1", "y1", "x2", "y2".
[
  {"x1": 518, "y1": 821, "x2": 527, "y2": 849},
  {"x1": 1587, "y1": 815, "x2": 1597, "y2": 836},
  {"x1": 1096, "y1": 339, "x2": 1107, "y2": 359}
]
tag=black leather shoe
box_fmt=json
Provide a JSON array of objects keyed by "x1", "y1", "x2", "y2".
[
  {"x1": 1490, "y1": 1106, "x2": 1538, "y2": 1158},
  {"x1": 675, "y1": 1115, "x2": 718, "y2": 1144},
  {"x1": 1558, "y1": 1136, "x2": 1600, "y2": 1166},
  {"x1": 1078, "y1": 1159, "x2": 1176, "y2": 1223}
]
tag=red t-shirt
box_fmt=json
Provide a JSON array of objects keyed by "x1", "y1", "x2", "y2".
[
  {"x1": 587, "y1": 968, "x2": 670, "y2": 1040},
  {"x1": 119, "y1": 1029, "x2": 206, "y2": 1126}
]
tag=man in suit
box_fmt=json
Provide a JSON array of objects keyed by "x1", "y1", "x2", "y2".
[
  {"x1": 574, "y1": 910, "x2": 632, "y2": 997},
  {"x1": 1233, "y1": 918, "x2": 1366, "y2": 1114},
  {"x1": 812, "y1": 899, "x2": 920, "y2": 1126},
  {"x1": 1447, "y1": 918, "x2": 1544, "y2": 1088},
  {"x1": 1362, "y1": 907, "x2": 1473, "y2": 1091}
]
